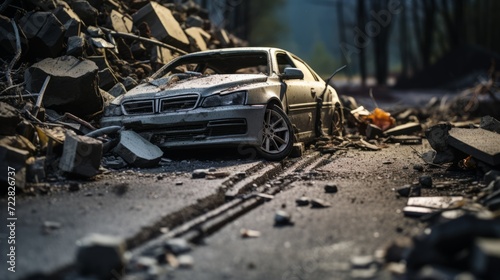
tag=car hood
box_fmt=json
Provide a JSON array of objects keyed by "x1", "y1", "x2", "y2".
[{"x1": 122, "y1": 74, "x2": 268, "y2": 100}]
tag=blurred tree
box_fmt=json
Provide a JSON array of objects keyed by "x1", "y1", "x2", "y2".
[
  {"x1": 247, "y1": 0, "x2": 287, "y2": 46},
  {"x1": 371, "y1": 0, "x2": 392, "y2": 85},
  {"x1": 356, "y1": 0, "x2": 367, "y2": 85},
  {"x1": 310, "y1": 41, "x2": 336, "y2": 77}
]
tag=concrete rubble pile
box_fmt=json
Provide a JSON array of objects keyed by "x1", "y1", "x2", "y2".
[
  {"x1": 0, "y1": 0, "x2": 246, "y2": 191},
  {"x1": 375, "y1": 116, "x2": 500, "y2": 279}
]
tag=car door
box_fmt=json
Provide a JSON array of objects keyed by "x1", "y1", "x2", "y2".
[{"x1": 277, "y1": 53, "x2": 325, "y2": 141}]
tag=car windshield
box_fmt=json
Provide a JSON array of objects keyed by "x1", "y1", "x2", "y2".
[{"x1": 152, "y1": 51, "x2": 270, "y2": 79}]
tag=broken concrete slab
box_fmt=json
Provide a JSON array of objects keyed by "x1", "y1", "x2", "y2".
[
  {"x1": 113, "y1": 130, "x2": 163, "y2": 168},
  {"x1": 403, "y1": 206, "x2": 435, "y2": 217},
  {"x1": 384, "y1": 122, "x2": 422, "y2": 136},
  {"x1": 448, "y1": 128, "x2": 500, "y2": 166},
  {"x1": 109, "y1": 10, "x2": 133, "y2": 33},
  {"x1": 59, "y1": 130, "x2": 103, "y2": 177},
  {"x1": 132, "y1": 1, "x2": 190, "y2": 49},
  {"x1": 365, "y1": 124, "x2": 384, "y2": 140},
  {"x1": 76, "y1": 233, "x2": 126, "y2": 280},
  {"x1": 53, "y1": 5, "x2": 82, "y2": 38},
  {"x1": 19, "y1": 12, "x2": 65, "y2": 60},
  {"x1": 480, "y1": 116, "x2": 500, "y2": 134},
  {"x1": 24, "y1": 56, "x2": 103, "y2": 119},
  {"x1": 0, "y1": 102, "x2": 21, "y2": 136}
]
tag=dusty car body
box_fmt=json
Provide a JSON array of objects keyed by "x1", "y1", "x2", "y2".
[{"x1": 101, "y1": 47, "x2": 343, "y2": 160}]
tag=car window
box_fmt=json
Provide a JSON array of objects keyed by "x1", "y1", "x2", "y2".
[
  {"x1": 291, "y1": 56, "x2": 318, "y2": 82},
  {"x1": 276, "y1": 53, "x2": 294, "y2": 74},
  {"x1": 157, "y1": 52, "x2": 270, "y2": 78}
]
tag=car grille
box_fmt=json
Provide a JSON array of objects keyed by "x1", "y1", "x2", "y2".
[
  {"x1": 160, "y1": 94, "x2": 199, "y2": 112},
  {"x1": 122, "y1": 100, "x2": 154, "y2": 115},
  {"x1": 150, "y1": 119, "x2": 247, "y2": 145}
]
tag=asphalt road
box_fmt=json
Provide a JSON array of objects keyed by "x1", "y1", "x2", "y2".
[{"x1": 0, "y1": 142, "x2": 477, "y2": 280}]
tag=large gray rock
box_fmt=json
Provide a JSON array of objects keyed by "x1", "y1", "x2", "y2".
[
  {"x1": 113, "y1": 130, "x2": 163, "y2": 168},
  {"x1": 24, "y1": 56, "x2": 103, "y2": 118},
  {"x1": 132, "y1": 1, "x2": 190, "y2": 49},
  {"x1": 59, "y1": 130, "x2": 103, "y2": 177},
  {"x1": 19, "y1": 12, "x2": 65, "y2": 60},
  {"x1": 425, "y1": 123, "x2": 457, "y2": 164},
  {"x1": 76, "y1": 233, "x2": 126, "y2": 280}
]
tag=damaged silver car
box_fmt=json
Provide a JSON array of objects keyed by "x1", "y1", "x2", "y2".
[{"x1": 101, "y1": 47, "x2": 343, "y2": 160}]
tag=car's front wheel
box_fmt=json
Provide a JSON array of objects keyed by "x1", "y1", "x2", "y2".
[{"x1": 257, "y1": 105, "x2": 294, "y2": 161}]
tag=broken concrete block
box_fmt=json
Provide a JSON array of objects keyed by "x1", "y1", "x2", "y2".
[
  {"x1": 98, "y1": 68, "x2": 118, "y2": 91},
  {"x1": 295, "y1": 196, "x2": 310, "y2": 206},
  {"x1": 69, "y1": 0, "x2": 98, "y2": 26},
  {"x1": 59, "y1": 130, "x2": 103, "y2": 177},
  {"x1": 448, "y1": 128, "x2": 500, "y2": 166},
  {"x1": 419, "y1": 175, "x2": 433, "y2": 188},
  {"x1": 289, "y1": 142, "x2": 304, "y2": 158},
  {"x1": 0, "y1": 144, "x2": 28, "y2": 189},
  {"x1": 0, "y1": 102, "x2": 21, "y2": 136},
  {"x1": 274, "y1": 210, "x2": 293, "y2": 226},
  {"x1": 185, "y1": 27, "x2": 208, "y2": 51},
  {"x1": 113, "y1": 130, "x2": 163, "y2": 168},
  {"x1": 425, "y1": 123, "x2": 458, "y2": 164},
  {"x1": 384, "y1": 122, "x2": 422, "y2": 136},
  {"x1": 480, "y1": 115, "x2": 500, "y2": 134},
  {"x1": 90, "y1": 37, "x2": 115, "y2": 49},
  {"x1": 66, "y1": 36, "x2": 86, "y2": 57},
  {"x1": 108, "y1": 82, "x2": 127, "y2": 97},
  {"x1": 132, "y1": 2, "x2": 190, "y2": 49},
  {"x1": 24, "y1": 56, "x2": 103, "y2": 119},
  {"x1": 365, "y1": 124, "x2": 384, "y2": 140},
  {"x1": 109, "y1": 10, "x2": 133, "y2": 33},
  {"x1": 76, "y1": 233, "x2": 126, "y2": 280},
  {"x1": 19, "y1": 12, "x2": 65, "y2": 60},
  {"x1": 150, "y1": 45, "x2": 173, "y2": 67},
  {"x1": 53, "y1": 5, "x2": 82, "y2": 37}
]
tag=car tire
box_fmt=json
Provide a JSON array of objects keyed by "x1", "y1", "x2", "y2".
[
  {"x1": 330, "y1": 105, "x2": 344, "y2": 136},
  {"x1": 257, "y1": 104, "x2": 294, "y2": 161}
]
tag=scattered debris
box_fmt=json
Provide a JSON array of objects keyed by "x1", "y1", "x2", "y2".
[
  {"x1": 324, "y1": 183, "x2": 339, "y2": 193},
  {"x1": 240, "y1": 228, "x2": 261, "y2": 238},
  {"x1": 59, "y1": 130, "x2": 103, "y2": 177},
  {"x1": 295, "y1": 196, "x2": 310, "y2": 206},
  {"x1": 274, "y1": 210, "x2": 293, "y2": 226}
]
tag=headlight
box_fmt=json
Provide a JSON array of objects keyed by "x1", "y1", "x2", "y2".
[
  {"x1": 201, "y1": 91, "x2": 246, "y2": 108},
  {"x1": 103, "y1": 104, "x2": 123, "y2": 117}
]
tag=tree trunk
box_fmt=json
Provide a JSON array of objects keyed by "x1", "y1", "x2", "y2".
[{"x1": 357, "y1": 0, "x2": 367, "y2": 85}]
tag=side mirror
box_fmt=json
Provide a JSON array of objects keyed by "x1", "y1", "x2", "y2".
[{"x1": 281, "y1": 67, "x2": 304, "y2": 80}]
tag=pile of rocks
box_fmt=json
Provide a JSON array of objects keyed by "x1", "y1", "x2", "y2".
[{"x1": 0, "y1": 0, "x2": 246, "y2": 190}]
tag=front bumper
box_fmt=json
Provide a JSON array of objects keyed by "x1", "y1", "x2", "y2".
[{"x1": 100, "y1": 105, "x2": 266, "y2": 148}]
